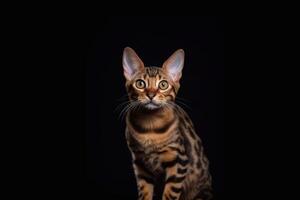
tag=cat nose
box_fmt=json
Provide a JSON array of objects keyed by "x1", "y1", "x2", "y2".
[{"x1": 146, "y1": 92, "x2": 156, "y2": 100}]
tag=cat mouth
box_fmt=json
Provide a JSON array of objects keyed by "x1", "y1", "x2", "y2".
[{"x1": 144, "y1": 101, "x2": 161, "y2": 109}]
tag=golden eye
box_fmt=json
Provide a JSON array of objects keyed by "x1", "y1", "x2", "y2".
[
  {"x1": 135, "y1": 79, "x2": 146, "y2": 89},
  {"x1": 159, "y1": 80, "x2": 169, "y2": 90}
]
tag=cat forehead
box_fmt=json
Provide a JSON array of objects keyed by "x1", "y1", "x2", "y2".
[
  {"x1": 139, "y1": 67, "x2": 167, "y2": 78},
  {"x1": 144, "y1": 67, "x2": 161, "y2": 77}
]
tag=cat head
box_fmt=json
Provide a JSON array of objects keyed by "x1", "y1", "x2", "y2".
[{"x1": 122, "y1": 47, "x2": 184, "y2": 110}]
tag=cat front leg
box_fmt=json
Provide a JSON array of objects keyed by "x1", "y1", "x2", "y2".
[
  {"x1": 162, "y1": 163, "x2": 186, "y2": 200},
  {"x1": 136, "y1": 178, "x2": 154, "y2": 200},
  {"x1": 133, "y1": 160, "x2": 154, "y2": 200},
  {"x1": 161, "y1": 151, "x2": 189, "y2": 200}
]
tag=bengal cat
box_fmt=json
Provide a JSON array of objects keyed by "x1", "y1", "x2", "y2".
[{"x1": 121, "y1": 47, "x2": 213, "y2": 200}]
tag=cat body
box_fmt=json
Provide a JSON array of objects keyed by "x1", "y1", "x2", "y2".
[{"x1": 122, "y1": 47, "x2": 212, "y2": 200}]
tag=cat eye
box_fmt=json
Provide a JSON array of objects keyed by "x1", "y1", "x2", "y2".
[
  {"x1": 135, "y1": 79, "x2": 146, "y2": 89},
  {"x1": 159, "y1": 80, "x2": 169, "y2": 90}
]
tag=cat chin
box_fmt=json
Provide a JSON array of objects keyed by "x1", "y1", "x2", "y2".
[{"x1": 144, "y1": 103, "x2": 161, "y2": 110}]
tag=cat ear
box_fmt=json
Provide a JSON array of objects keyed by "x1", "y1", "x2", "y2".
[
  {"x1": 162, "y1": 49, "x2": 185, "y2": 82},
  {"x1": 122, "y1": 47, "x2": 144, "y2": 80}
]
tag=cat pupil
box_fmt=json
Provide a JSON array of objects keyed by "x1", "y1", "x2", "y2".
[
  {"x1": 136, "y1": 80, "x2": 145, "y2": 89},
  {"x1": 159, "y1": 80, "x2": 168, "y2": 90}
]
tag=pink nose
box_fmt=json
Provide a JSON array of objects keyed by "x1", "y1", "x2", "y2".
[
  {"x1": 146, "y1": 88, "x2": 157, "y2": 99},
  {"x1": 147, "y1": 92, "x2": 156, "y2": 99}
]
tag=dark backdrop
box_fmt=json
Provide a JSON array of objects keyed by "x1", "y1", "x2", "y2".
[{"x1": 84, "y1": 16, "x2": 224, "y2": 199}]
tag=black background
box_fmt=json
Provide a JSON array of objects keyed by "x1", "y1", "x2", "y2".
[
  {"x1": 84, "y1": 16, "x2": 224, "y2": 199},
  {"x1": 10, "y1": 14, "x2": 292, "y2": 200}
]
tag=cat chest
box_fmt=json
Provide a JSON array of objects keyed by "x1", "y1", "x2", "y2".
[
  {"x1": 142, "y1": 152, "x2": 163, "y2": 173},
  {"x1": 129, "y1": 139, "x2": 165, "y2": 172},
  {"x1": 132, "y1": 141, "x2": 179, "y2": 175}
]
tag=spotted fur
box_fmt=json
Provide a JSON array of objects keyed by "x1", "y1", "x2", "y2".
[{"x1": 122, "y1": 47, "x2": 212, "y2": 200}]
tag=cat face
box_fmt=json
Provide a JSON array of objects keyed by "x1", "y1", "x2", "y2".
[{"x1": 122, "y1": 47, "x2": 184, "y2": 110}]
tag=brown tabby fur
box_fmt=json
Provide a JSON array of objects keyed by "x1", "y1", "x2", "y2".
[{"x1": 122, "y1": 47, "x2": 212, "y2": 200}]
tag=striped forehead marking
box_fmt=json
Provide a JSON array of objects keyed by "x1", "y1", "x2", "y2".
[{"x1": 146, "y1": 67, "x2": 159, "y2": 77}]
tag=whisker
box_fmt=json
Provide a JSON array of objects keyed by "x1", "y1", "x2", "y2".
[
  {"x1": 114, "y1": 100, "x2": 131, "y2": 113},
  {"x1": 118, "y1": 103, "x2": 132, "y2": 120},
  {"x1": 175, "y1": 99, "x2": 192, "y2": 110},
  {"x1": 175, "y1": 96, "x2": 191, "y2": 103},
  {"x1": 168, "y1": 101, "x2": 189, "y2": 115},
  {"x1": 116, "y1": 94, "x2": 129, "y2": 101},
  {"x1": 119, "y1": 101, "x2": 140, "y2": 121}
]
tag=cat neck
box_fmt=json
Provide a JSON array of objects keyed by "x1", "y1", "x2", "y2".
[{"x1": 127, "y1": 106, "x2": 176, "y2": 134}]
